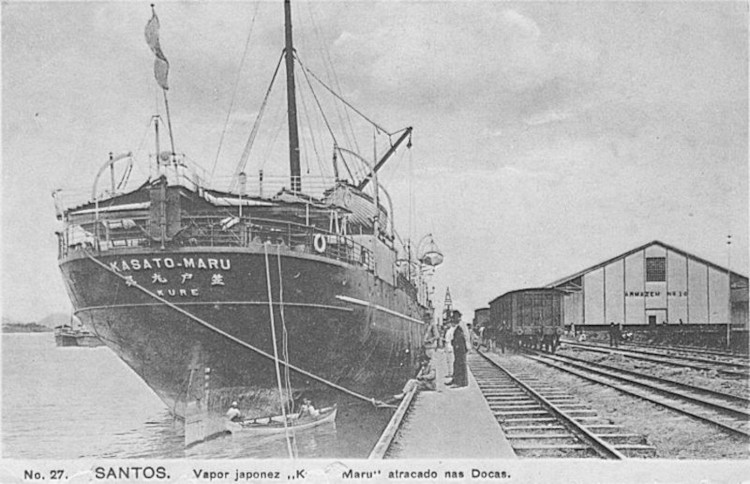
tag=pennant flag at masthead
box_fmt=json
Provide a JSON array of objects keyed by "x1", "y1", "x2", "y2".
[{"x1": 144, "y1": 5, "x2": 169, "y2": 90}]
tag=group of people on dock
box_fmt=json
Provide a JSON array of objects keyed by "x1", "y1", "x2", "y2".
[{"x1": 391, "y1": 309, "x2": 472, "y2": 403}]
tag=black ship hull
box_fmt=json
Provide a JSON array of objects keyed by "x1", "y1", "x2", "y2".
[{"x1": 60, "y1": 245, "x2": 428, "y2": 424}]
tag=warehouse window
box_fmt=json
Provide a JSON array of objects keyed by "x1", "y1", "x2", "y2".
[{"x1": 646, "y1": 257, "x2": 666, "y2": 282}]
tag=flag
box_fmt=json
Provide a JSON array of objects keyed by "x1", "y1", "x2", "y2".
[{"x1": 144, "y1": 8, "x2": 169, "y2": 90}]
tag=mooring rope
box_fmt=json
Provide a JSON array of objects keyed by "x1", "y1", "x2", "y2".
[
  {"x1": 82, "y1": 249, "x2": 386, "y2": 407},
  {"x1": 263, "y1": 244, "x2": 295, "y2": 458},
  {"x1": 275, "y1": 244, "x2": 299, "y2": 457}
]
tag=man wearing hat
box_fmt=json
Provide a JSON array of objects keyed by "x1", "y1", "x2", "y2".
[
  {"x1": 390, "y1": 352, "x2": 436, "y2": 401},
  {"x1": 226, "y1": 401, "x2": 242, "y2": 422}
]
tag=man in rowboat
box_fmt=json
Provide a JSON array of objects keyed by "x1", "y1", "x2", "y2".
[{"x1": 299, "y1": 398, "x2": 320, "y2": 419}]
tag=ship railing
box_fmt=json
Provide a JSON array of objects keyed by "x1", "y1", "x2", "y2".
[
  {"x1": 180, "y1": 213, "x2": 374, "y2": 270},
  {"x1": 58, "y1": 213, "x2": 374, "y2": 270}
]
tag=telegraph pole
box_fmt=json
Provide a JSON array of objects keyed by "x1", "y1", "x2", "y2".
[{"x1": 726, "y1": 234, "x2": 732, "y2": 348}]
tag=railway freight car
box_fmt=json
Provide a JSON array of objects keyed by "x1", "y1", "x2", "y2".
[{"x1": 489, "y1": 288, "x2": 564, "y2": 352}]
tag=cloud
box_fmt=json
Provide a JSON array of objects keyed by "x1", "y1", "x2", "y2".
[{"x1": 327, "y1": 6, "x2": 600, "y2": 131}]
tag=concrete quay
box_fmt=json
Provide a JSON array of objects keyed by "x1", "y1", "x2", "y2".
[{"x1": 385, "y1": 348, "x2": 516, "y2": 459}]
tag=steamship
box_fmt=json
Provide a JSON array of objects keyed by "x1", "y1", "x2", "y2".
[{"x1": 54, "y1": 1, "x2": 442, "y2": 440}]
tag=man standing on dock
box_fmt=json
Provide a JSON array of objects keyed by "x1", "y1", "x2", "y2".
[
  {"x1": 423, "y1": 319, "x2": 440, "y2": 359},
  {"x1": 444, "y1": 319, "x2": 456, "y2": 378},
  {"x1": 448, "y1": 313, "x2": 468, "y2": 388}
]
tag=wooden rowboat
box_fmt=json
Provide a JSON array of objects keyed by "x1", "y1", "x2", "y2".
[{"x1": 225, "y1": 405, "x2": 337, "y2": 435}]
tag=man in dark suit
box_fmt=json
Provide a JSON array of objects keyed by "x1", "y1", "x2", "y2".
[{"x1": 448, "y1": 312, "x2": 468, "y2": 388}]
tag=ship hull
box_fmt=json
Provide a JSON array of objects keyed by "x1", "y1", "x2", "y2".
[{"x1": 59, "y1": 245, "x2": 427, "y2": 422}]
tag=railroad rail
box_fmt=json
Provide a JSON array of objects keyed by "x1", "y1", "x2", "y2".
[
  {"x1": 471, "y1": 351, "x2": 654, "y2": 458},
  {"x1": 563, "y1": 341, "x2": 749, "y2": 377},
  {"x1": 618, "y1": 341, "x2": 749, "y2": 360},
  {"x1": 528, "y1": 351, "x2": 750, "y2": 439}
]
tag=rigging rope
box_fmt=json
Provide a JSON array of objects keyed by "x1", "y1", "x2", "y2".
[
  {"x1": 229, "y1": 51, "x2": 286, "y2": 191},
  {"x1": 296, "y1": 74, "x2": 326, "y2": 178},
  {"x1": 263, "y1": 244, "x2": 296, "y2": 458},
  {"x1": 296, "y1": 57, "x2": 392, "y2": 135},
  {"x1": 81, "y1": 249, "x2": 387, "y2": 407},
  {"x1": 304, "y1": 3, "x2": 361, "y2": 156},
  {"x1": 296, "y1": 56, "x2": 355, "y2": 183},
  {"x1": 211, "y1": 2, "x2": 262, "y2": 182}
]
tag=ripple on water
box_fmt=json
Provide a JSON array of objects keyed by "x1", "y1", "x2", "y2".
[{"x1": 2, "y1": 334, "x2": 392, "y2": 458}]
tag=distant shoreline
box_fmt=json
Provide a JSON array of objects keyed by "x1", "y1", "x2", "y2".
[{"x1": 2, "y1": 323, "x2": 53, "y2": 334}]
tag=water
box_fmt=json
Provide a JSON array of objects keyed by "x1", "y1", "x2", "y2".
[{"x1": 2, "y1": 334, "x2": 392, "y2": 459}]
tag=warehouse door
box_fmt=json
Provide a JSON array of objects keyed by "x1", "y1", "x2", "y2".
[{"x1": 646, "y1": 309, "x2": 667, "y2": 326}]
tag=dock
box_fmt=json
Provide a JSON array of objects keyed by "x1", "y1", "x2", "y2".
[{"x1": 379, "y1": 348, "x2": 516, "y2": 459}]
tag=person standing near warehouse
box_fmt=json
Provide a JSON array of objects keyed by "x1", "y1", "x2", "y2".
[
  {"x1": 609, "y1": 322, "x2": 620, "y2": 348},
  {"x1": 498, "y1": 323, "x2": 508, "y2": 354}
]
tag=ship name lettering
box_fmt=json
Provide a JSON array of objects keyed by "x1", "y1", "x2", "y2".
[
  {"x1": 181, "y1": 257, "x2": 231, "y2": 271},
  {"x1": 113, "y1": 257, "x2": 231, "y2": 272},
  {"x1": 154, "y1": 288, "x2": 200, "y2": 297},
  {"x1": 343, "y1": 469, "x2": 380, "y2": 479}
]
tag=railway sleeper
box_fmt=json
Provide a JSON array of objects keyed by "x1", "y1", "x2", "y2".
[
  {"x1": 504, "y1": 425, "x2": 567, "y2": 432},
  {"x1": 488, "y1": 400, "x2": 538, "y2": 407},
  {"x1": 508, "y1": 434, "x2": 581, "y2": 441},
  {"x1": 494, "y1": 410, "x2": 549, "y2": 419},
  {"x1": 500, "y1": 417, "x2": 558, "y2": 425},
  {"x1": 512, "y1": 443, "x2": 592, "y2": 451},
  {"x1": 557, "y1": 409, "x2": 599, "y2": 417}
]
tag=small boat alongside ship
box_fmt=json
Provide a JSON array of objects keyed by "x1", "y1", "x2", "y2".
[
  {"x1": 54, "y1": 325, "x2": 104, "y2": 348},
  {"x1": 225, "y1": 405, "x2": 337, "y2": 436},
  {"x1": 54, "y1": 1, "x2": 443, "y2": 445}
]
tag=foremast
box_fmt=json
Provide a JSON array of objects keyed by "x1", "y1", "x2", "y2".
[{"x1": 284, "y1": 0, "x2": 302, "y2": 193}]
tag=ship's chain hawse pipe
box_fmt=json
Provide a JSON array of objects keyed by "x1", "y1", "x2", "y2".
[{"x1": 82, "y1": 249, "x2": 389, "y2": 407}]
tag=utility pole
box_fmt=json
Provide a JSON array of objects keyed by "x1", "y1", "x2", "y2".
[{"x1": 726, "y1": 235, "x2": 732, "y2": 349}]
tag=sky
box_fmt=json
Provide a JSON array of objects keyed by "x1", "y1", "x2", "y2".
[{"x1": 1, "y1": 1, "x2": 748, "y2": 322}]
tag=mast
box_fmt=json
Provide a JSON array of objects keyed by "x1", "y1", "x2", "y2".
[{"x1": 284, "y1": 0, "x2": 302, "y2": 193}]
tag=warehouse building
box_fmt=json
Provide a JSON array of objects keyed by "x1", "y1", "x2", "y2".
[{"x1": 545, "y1": 240, "x2": 748, "y2": 329}]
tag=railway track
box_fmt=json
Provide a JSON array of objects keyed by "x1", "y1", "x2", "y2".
[
  {"x1": 528, "y1": 351, "x2": 750, "y2": 439},
  {"x1": 469, "y1": 351, "x2": 655, "y2": 458},
  {"x1": 618, "y1": 341, "x2": 749, "y2": 361},
  {"x1": 563, "y1": 341, "x2": 750, "y2": 377}
]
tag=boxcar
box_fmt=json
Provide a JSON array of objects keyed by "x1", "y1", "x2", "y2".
[{"x1": 489, "y1": 288, "x2": 564, "y2": 352}]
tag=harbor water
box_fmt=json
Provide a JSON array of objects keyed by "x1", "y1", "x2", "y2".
[{"x1": 2, "y1": 333, "x2": 392, "y2": 459}]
